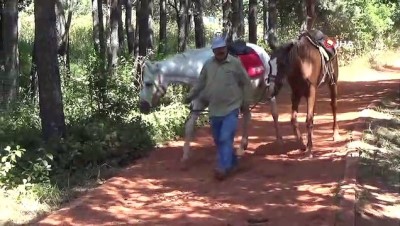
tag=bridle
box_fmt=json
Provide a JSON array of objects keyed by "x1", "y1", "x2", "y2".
[{"x1": 145, "y1": 73, "x2": 167, "y2": 99}]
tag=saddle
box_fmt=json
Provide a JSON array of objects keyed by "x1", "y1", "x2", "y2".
[
  {"x1": 300, "y1": 30, "x2": 337, "y2": 86},
  {"x1": 228, "y1": 40, "x2": 265, "y2": 78},
  {"x1": 302, "y1": 29, "x2": 337, "y2": 60},
  {"x1": 228, "y1": 40, "x2": 253, "y2": 55}
]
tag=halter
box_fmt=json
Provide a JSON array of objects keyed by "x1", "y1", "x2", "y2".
[{"x1": 154, "y1": 75, "x2": 167, "y2": 97}]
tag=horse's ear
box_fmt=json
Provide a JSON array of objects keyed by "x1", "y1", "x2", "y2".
[{"x1": 283, "y1": 41, "x2": 295, "y2": 52}]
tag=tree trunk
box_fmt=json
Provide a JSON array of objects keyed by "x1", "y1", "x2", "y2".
[
  {"x1": 231, "y1": 0, "x2": 240, "y2": 41},
  {"x1": 2, "y1": 0, "x2": 19, "y2": 107},
  {"x1": 248, "y1": 0, "x2": 257, "y2": 44},
  {"x1": 148, "y1": 0, "x2": 154, "y2": 50},
  {"x1": 118, "y1": 0, "x2": 124, "y2": 50},
  {"x1": 0, "y1": 1, "x2": 4, "y2": 67},
  {"x1": 301, "y1": 0, "x2": 316, "y2": 31},
  {"x1": 238, "y1": 0, "x2": 244, "y2": 37},
  {"x1": 55, "y1": 0, "x2": 73, "y2": 77},
  {"x1": 92, "y1": 0, "x2": 106, "y2": 63},
  {"x1": 177, "y1": 0, "x2": 189, "y2": 52},
  {"x1": 266, "y1": 0, "x2": 278, "y2": 48},
  {"x1": 64, "y1": 8, "x2": 73, "y2": 75},
  {"x1": 185, "y1": 0, "x2": 191, "y2": 41},
  {"x1": 263, "y1": 0, "x2": 267, "y2": 39},
  {"x1": 55, "y1": 0, "x2": 66, "y2": 55},
  {"x1": 29, "y1": 43, "x2": 38, "y2": 100},
  {"x1": 138, "y1": 0, "x2": 150, "y2": 56},
  {"x1": 109, "y1": 0, "x2": 120, "y2": 69},
  {"x1": 192, "y1": 0, "x2": 205, "y2": 48},
  {"x1": 222, "y1": 0, "x2": 231, "y2": 40},
  {"x1": 92, "y1": 0, "x2": 100, "y2": 52},
  {"x1": 158, "y1": 0, "x2": 167, "y2": 54},
  {"x1": 134, "y1": 0, "x2": 140, "y2": 56},
  {"x1": 98, "y1": 0, "x2": 106, "y2": 64},
  {"x1": 34, "y1": 0, "x2": 66, "y2": 141},
  {"x1": 125, "y1": 0, "x2": 135, "y2": 54}
]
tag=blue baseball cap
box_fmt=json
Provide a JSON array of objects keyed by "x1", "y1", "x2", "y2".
[{"x1": 211, "y1": 36, "x2": 227, "y2": 49}]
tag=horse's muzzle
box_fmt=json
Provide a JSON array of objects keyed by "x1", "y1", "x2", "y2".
[{"x1": 139, "y1": 100, "x2": 151, "y2": 114}]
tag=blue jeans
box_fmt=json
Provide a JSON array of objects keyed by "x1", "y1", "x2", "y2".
[{"x1": 210, "y1": 108, "x2": 240, "y2": 172}]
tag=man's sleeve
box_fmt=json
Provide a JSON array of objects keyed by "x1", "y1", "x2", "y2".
[
  {"x1": 187, "y1": 65, "x2": 207, "y2": 101},
  {"x1": 236, "y1": 61, "x2": 253, "y2": 105}
]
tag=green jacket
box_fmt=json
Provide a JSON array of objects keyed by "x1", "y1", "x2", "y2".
[{"x1": 187, "y1": 54, "x2": 253, "y2": 117}]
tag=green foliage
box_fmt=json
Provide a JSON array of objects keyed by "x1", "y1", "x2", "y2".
[
  {"x1": 0, "y1": 14, "x2": 195, "y2": 195},
  {"x1": 317, "y1": 0, "x2": 398, "y2": 64},
  {"x1": 141, "y1": 102, "x2": 190, "y2": 143},
  {"x1": 0, "y1": 145, "x2": 53, "y2": 189},
  {"x1": 34, "y1": 115, "x2": 156, "y2": 188}
]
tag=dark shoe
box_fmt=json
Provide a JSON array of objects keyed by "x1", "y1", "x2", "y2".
[
  {"x1": 214, "y1": 164, "x2": 240, "y2": 181},
  {"x1": 214, "y1": 168, "x2": 228, "y2": 181}
]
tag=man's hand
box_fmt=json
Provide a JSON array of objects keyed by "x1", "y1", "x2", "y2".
[{"x1": 241, "y1": 103, "x2": 250, "y2": 111}]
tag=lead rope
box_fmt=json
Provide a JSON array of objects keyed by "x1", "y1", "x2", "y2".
[{"x1": 186, "y1": 82, "x2": 270, "y2": 117}]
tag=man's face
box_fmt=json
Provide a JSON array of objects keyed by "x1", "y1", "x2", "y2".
[{"x1": 213, "y1": 46, "x2": 228, "y2": 61}]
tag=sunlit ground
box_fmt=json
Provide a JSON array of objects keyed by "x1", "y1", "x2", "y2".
[{"x1": 34, "y1": 54, "x2": 400, "y2": 225}]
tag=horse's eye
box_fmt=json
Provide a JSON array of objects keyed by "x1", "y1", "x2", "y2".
[{"x1": 144, "y1": 82, "x2": 153, "y2": 87}]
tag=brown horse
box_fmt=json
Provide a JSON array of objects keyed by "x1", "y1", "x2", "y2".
[{"x1": 267, "y1": 30, "x2": 340, "y2": 157}]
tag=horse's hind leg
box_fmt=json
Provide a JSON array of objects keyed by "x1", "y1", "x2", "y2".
[
  {"x1": 265, "y1": 81, "x2": 283, "y2": 144},
  {"x1": 305, "y1": 86, "x2": 317, "y2": 158},
  {"x1": 291, "y1": 92, "x2": 305, "y2": 149},
  {"x1": 270, "y1": 96, "x2": 283, "y2": 144},
  {"x1": 329, "y1": 83, "x2": 341, "y2": 141},
  {"x1": 237, "y1": 106, "x2": 250, "y2": 156}
]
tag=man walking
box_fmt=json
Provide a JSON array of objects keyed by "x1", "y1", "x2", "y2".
[{"x1": 184, "y1": 37, "x2": 253, "y2": 180}]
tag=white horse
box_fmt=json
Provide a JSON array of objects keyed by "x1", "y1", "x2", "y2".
[{"x1": 138, "y1": 41, "x2": 283, "y2": 165}]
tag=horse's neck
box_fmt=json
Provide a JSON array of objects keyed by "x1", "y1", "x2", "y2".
[{"x1": 157, "y1": 48, "x2": 213, "y2": 86}]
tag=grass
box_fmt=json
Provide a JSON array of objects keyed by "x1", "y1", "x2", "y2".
[
  {"x1": 0, "y1": 186, "x2": 54, "y2": 225},
  {"x1": 358, "y1": 90, "x2": 400, "y2": 190},
  {"x1": 368, "y1": 48, "x2": 400, "y2": 71}
]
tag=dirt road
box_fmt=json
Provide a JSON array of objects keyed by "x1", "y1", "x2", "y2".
[{"x1": 35, "y1": 59, "x2": 400, "y2": 226}]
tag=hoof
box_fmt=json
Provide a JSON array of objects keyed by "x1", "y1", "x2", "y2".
[
  {"x1": 240, "y1": 140, "x2": 248, "y2": 151},
  {"x1": 236, "y1": 147, "x2": 246, "y2": 156},
  {"x1": 333, "y1": 133, "x2": 342, "y2": 142},
  {"x1": 299, "y1": 143, "x2": 307, "y2": 152},
  {"x1": 305, "y1": 153, "x2": 313, "y2": 159},
  {"x1": 304, "y1": 148, "x2": 313, "y2": 158},
  {"x1": 179, "y1": 159, "x2": 189, "y2": 171},
  {"x1": 276, "y1": 138, "x2": 284, "y2": 145}
]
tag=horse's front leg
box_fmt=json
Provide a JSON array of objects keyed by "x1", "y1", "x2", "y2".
[
  {"x1": 329, "y1": 83, "x2": 341, "y2": 141},
  {"x1": 305, "y1": 86, "x2": 317, "y2": 158},
  {"x1": 181, "y1": 100, "x2": 205, "y2": 169},
  {"x1": 237, "y1": 106, "x2": 250, "y2": 156},
  {"x1": 291, "y1": 92, "x2": 305, "y2": 149},
  {"x1": 182, "y1": 112, "x2": 199, "y2": 162}
]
